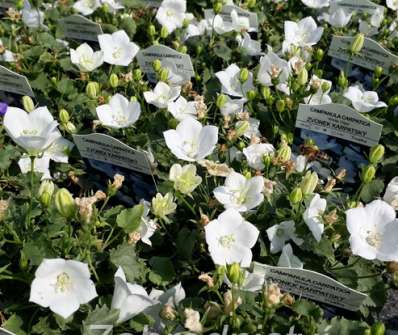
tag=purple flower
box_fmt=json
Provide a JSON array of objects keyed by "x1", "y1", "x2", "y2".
[{"x1": 0, "y1": 102, "x2": 8, "y2": 116}]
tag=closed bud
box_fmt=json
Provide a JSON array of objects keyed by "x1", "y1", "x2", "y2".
[
  {"x1": 321, "y1": 81, "x2": 331, "y2": 93},
  {"x1": 152, "y1": 59, "x2": 162, "y2": 73},
  {"x1": 371, "y1": 322, "x2": 385, "y2": 335},
  {"x1": 19, "y1": 251, "x2": 28, "y2": 270},
  {"x1": 300, "y1": 171, "x2": 319, "y2": 195},
  {"x1": 314, "y1": 48, "x2": 324, "y2": 62},
  {"x1": 213, "y1": 1, "x2": 223, "y2": 14},
  {"x1": 351, "y1": 33, "x2": 365, "y2": 54},
  {"x1": 247, "y1": 89, "x2": 257, "y2": 101},
  {"x1": 216, "y1": 94, "x2": 227, "y2": 109},
  {"x1": 86, "y1": 81, "x2": 99, "y2": 99},
  {"x1": 147, "y1": 24, "x2": 156, "y2": 37},
  {"x1": 59, "y1": 109, "x2": 70, "y2": 124},
  {"x1": 130, "y1": 96, "x2": 138, "y2": 102},
  {"x1": 133, "y1": 68, "x2": 143, "y2": 81},
  {"x1": 178, "y1": 45, "x2": 187, "y2": 54},
  {"x1": 235, "y1": 120, "x2": 249, "y2": 137},
  {"x1": 338, "y1": 71, "x2": 348, "y2": 89},
  {"x1": 369, "y1": 144, "x2": 384, "y2": 164},
  {"x1": 389, "y1": 95, "x2": 398, "y2": 106},
  {"x1": 159, "y1": 68, "x2": 169, "y2": 82},
  {"x1": 239, "y1": 68, "x2": 249, "y2": 83},
  {"x1": 263, "y1": 153, "x2": 272, "y2": 169},
  {"x1": 227, "y1": 263, "x2": 242, "y2": 285},
  {"x1": 261, "y1": 86, "x2": 271, "y2": 99},
  {"x1": 65, "y1": 122, "x2": 77, "y2": 134},
  {"x1": 38, "y1": 180, "x2": 55, "y2": 207},
  {"x1": 160, "y1": 26, "x2": 169, "y2": 39},
  {"x1": 109, "y1": 73, "x2": 119, "y2": 88},
  {"x1": 297, "y1": 68, "x2": 308, "y2": 86},
  {"x1": 55, "y1": 188, "x2": 76, "y2": 218},
  {"x1": 276, "y1": 99, "x2": 285, "y2": 113},
  {"x1": 276, "y1": 145, "x2": 291, "y2": 163},
  {"x1": 361, "y1": 165, "x2": 376, "y2": 184},
  {"x1": 246, "y1": 0, "x2": 256, "y2": 8},
  {"x1": 22, "y1": 95, "x2": 35, "y2": 112},
  {"x1": 363, "y1": 329, "x2": 372, "y2": 335},
  {"x1": 289, "y1": 187, "x2": 303, "y2": 204},
  {"x1": 374, "y1": 65, "x2": 383, "y2": 78}
]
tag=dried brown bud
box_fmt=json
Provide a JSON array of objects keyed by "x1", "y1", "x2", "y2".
[
  {"x1": 324, "y1": 209, "x2": 338, "y2": 225},
  {"x1": 198, "y1": 273, "x2": 214, "y2": 287},
  {"x1": 324, "y1": 178, "x2": 336, "y2": 193}
]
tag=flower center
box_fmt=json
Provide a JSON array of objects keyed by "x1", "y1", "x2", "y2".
[
  {"x1": 270, "y1": 64, "x2": 281, "y2": 79},
  {"x1": 218, "y1": 234, "x2": 235, "y2": 249},
  {"x1": 166, "y1": 9, "x2": 175, "y2": 17},
  {"x1": 21, "y1": 129, "x2": 38, "y2": 136},
  {"x1": 80, "y1": 55, "x2": 94, "y2": 68},
  {"x1": 366, "y1": 231, "x2": 382, "y2": 248},
  {"x1": 55, "y1": 272, "x2": 72, "y2": 293},
  {"x1": 112, "y1": 112, "x2": 128, "y2": 126},
  {"x1": 84, "y1": 0, "x2": 96, "y2": 8},
  {"x1": 112, "y1": 47, "x2": 123, "y2": 60},
  {"x1": 182, "y1": 140, "x2": 198, "y2": 158}
]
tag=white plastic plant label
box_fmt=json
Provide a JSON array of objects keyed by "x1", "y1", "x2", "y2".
[
  {"x1": 333, "y1": 0, "x2": 385, "y2": 15},
  {"x1": 295, "y1": 103, "x2": 383, "y2": 147},
  {"x1": 0, "y1": 65, "x2": 34, "y2": 97},
  {"x1": 136, "y1": 44, "x2": 194, "y2": 83},
  {"x1": 73, "y1": 133, "x2": 153, "y2": 175},
  {"x1": 328, "y1": 35, "x2": 398, "y2": 74},
  {"x1": 0, "y1": 0, "x2": 16, "y2": 8},
  {"x1": 61, "y1": 15, "x2": 103, "y2": 42},
  {"x1": 253, "y1": 263, "x2": 368, "y2": 311},
  {"x1": 0, "y1": 328, "x2": 16, "y2": 335},
  {"x1": 204, "y1": 5, "x2": 259, "y2": 32}
]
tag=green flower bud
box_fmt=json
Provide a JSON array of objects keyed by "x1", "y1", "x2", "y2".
[
  {"x1": 159, "y1": 68, "x2": 169, "y2": 82},
  {"x1": 263, "y1": 153, "x2": 272, "y2": 169},
  {"x1": 261, "y1": 86, "x2": 271, "y2": 99},
  {"x1": 300, "y1": 171, "x2": 319, "y2": 195},
  {"x1": 152, "y1": 59, "x2": 162, "y2": 73},
  {"x1": 178, "y1": 45, "x2": 187, "y2": 54},
  {"x1": 216, "y1": 94, "x2": 228, "y2": 109},
  {"x1": 351, "y1": 33, "x2": 365, "y2": 54},
  {"x1": 109, "y1": 73, "x2": 119, "y2": 88},
  {"x1": 276, "y1": 145, "x2": 291, "y2": 163},
  {"x1": 363, "y1": 329, "x2": 372, "y2": 335},
  {"x1": 238, "y1": 141, "x2": 246, "y2": 150},
  {"x1": 289, "y1": 187, "x2": 303, "y2": 204},
  {"x1": 369, "y1": 144, "x2": 385, "y2": 165},
  {"x1": 227, "y1": 263, "x2": 242, "y2": 285},
  {"x1": 246, "y1": 0, "x2": 256, "y2": 9},
  {"x1": 393, "y1": 271, "x2": 398, "y2": 288},
  {"x1": 276, "y1": 99, "x2": 285, "y2": 113},
  {"x1": 314, "y1": 48, "x2": 324, "y2": 62},
  {"x1": 389, "y1": 95, "x2": 398, "y2": 106},
  {"x1": 247, "y1": 89, "x2": 257, "y2": 101},
  {"x1": 38, "y1": 180, "x2": 55, "y2": 207},
  {"x1": 59, "y1": 109, "x2": 70, "y2": 124},
  {"x1": 130, "y1": 96, "x2": 138, "y2": 102},
  {"x1": 374, "y1": 66, "x2": 383, "y2": 78},
  {"x1": 196, "y1": 44, "x2": 203, "y2": 55},
  {"x1": 133, "y1": 68, "x2": 143, "y2": 81},
  {"x1": 239, "y1": 68, "x2": 249, "y2": 83},
  {"x1": 235, "y1": 120, "x2": 250, "y2": 137},
  {"x1": 213, "y1": 2, "x2": 223, "y2": 14},
  {"x1": 321, "y1": 81, "x2": 331, "y2": 93},
  {"x1": 19, "y1": 251, "x2": 28, "y2": 270},
  {"x1": 371, "y1": 322, "x2": 385, "y2": 335},
  {"x1": 361, "y1": 165, "x2": 376, "y2": 184},
  {"x1": 65, "y1": 121, "x2": 77, "y2": 134},
  {"x1": 338, "y1": 71, "x2": 348, "y2": 89},
  {"x1": 22, "y1": 96, "x2": 35, "y2": 113},
  {"x1": 147, "y1": 24, "x2": 156, "y2": 37},
  {"x1": 297, "y1": 68, "x2": 308, "y2": 86},
  {"x1": 55, "y1": 188, "x2": 76, "y2": 218},
  {"x1": 86, "y1": 81, "x2": 99, "y2": 99},
  {"x1": 160, "y1": 26, "x2": 169, "y2": 39}
]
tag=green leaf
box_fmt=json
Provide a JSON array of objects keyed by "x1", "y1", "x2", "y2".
[
  {"x1": 360, "y1": 179, "x2": 385, "y2": 203},
  {"x1": 82, "y1": 305, "x2": 119, "y2": 335},
  {"x1": 129, "y1": 313, "x2": 155, "y2": 333},
  {"x1": 148, "y1": 256, "x2": 176, "y2": 286},
  {"x1": 0, "y1": 145, "x2": 20, "y2": 171},
  {"x1": 291, "y1": 299, "x2": 323, "y2": 320},
  {"x1": 30, "y1": 73, "x2": 51, "y2": 93},
  {"x1": 31, "y1": 316, "x2": 62, "y2": 335},
  {"x1": 3, "y1": 314, "x2": 27, "y2": 335},
  {"x1": 116, "y1": 204, "x2": 144, "y2": 233},
  {"x1": 23, "y1": 237, "x2": 55, "y2": 266},
  {"x1": 214, "y1": 41, "x2": 232, "y2": 61},
  {"x1": 110, "y1": 243, "x2": 147, "y2": 282},
  {"x1": 317, "y1": 317, "x2": 368, "y2": 335},
  {"x1": 176, "y1": 228, "x2": 196, "y2": 260}
]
